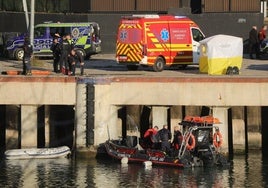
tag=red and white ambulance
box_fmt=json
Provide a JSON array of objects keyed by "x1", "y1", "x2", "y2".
[{"x1": 116, "y1": 15, "x2": 205, "y2": 72}]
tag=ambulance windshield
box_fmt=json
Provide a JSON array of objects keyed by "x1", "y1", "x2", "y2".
[{"x1": 192, "y1": 28, "x2": 205, "y2": 42}]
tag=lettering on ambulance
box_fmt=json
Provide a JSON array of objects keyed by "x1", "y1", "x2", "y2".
[
  {"x1": 116, "y1": 24, "x2": 142, "y2": 62},
  {"x1": 146, "y1": 23, "x2": 170, "y2": 65},
  {"x1": 169, "y1": 24, "x2": 193, "y2": 64}
]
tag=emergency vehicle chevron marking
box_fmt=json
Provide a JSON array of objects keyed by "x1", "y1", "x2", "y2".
[
  {"x1": 151, "y1": 38, "x2": 159, "y2": 43},
  {"x1": 128, "y1": 50, "x2": 139, "y2": 62},
  {"x1": 117, "y1": 43, "x2": 142, "y2": 62},
  {"x1": 147, "y1": 33, "x2": 154, "y2": 37},
  {"x1": 120, "y1": 44, "x2": 129, "y2": 54},
  {"x1": 146, "y1": 30, "x2": 170, "y2": 52}
]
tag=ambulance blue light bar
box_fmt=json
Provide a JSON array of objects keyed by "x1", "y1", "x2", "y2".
[{"x1": 174, "y1": 16, "x2": 187, "y2": 19}]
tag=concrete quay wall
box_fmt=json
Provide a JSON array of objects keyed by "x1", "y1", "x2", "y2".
[
  {"x1": 77, "y1": 76, "x2": 268, "y2": 154},
  {"x1": 0, "y1": 77, "x2": 76, "y2": 105},
  {"x1": 0, "y1": 75, "x2": 267, "y2": 155},
  {"x1": 94, "y1": 77, "x2": 268, "y2": 106}
]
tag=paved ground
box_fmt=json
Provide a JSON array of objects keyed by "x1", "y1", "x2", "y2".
[{"x1": 0, "y1": 53, "x2": 268, "y2": 77}]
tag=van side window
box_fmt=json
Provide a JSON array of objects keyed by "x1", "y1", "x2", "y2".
[
  {"x1": 50, "y1": 27, "x2": 62, "y2": 38},
  {"x1": 192, "y1": 28, "x2": 204, "y2": 42},
  {"x1": 62, "y1": 27, "x2": 71, "y2": 36},
  {"x1": 34, "y1": 27, "x2": 46, "y2": 38},
  {"x1": 90, "y1": 24, "x2": 101, "y2": 42}
]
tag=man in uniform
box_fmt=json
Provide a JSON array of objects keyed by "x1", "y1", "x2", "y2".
[
  {"x1": 68, "y1": 49, "x2": 85, "y2": 76},
  {"x1": 59, "y1": 34, "x2": 73, "y2": 75},
  {"x1": 22, "y1": 36, "x2": 33, "y2": 75},
  {"x1": 50, "y1": 33, "x2": 61, "y2": 73}
]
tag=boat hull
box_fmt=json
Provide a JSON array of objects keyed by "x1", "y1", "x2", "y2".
[
  {"x1": 5, "y1": 146, "x2": 71, "y2": 160},
  {"x1": 104, "y1": 140, "x2": 187, "y2": 168}
]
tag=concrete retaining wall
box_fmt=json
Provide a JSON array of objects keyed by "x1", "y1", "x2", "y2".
[
  {"x1": 0, "y1": 75, "x2": 267, "y2": 153},
  {"x1": 0, "y1": 77, "x2": 76, "y2": 105}
]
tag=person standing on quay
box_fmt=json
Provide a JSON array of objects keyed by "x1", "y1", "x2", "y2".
[
  {"x1": 258, "y1": 25, "x2": 267, "y2": 49},
  {"x1": 59, "y1": 34, "x2": 73, "y2": 75},
  {"x1": 249, "y1": 25, "x2": 260, "y2": 59},
  {"x1": 50, "y1": 33, "x2": 61, "y2": 73},
  {"x1": 68, "y1": 49, "x2": 85, "y2": 76},
  {"x1": 22, "y1": 36, "x2": 33, "y2": 75}
]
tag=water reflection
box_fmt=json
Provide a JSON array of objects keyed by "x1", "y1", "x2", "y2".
[{"x1": 0, "y1": 151, "x2": 267, "y2": 187}]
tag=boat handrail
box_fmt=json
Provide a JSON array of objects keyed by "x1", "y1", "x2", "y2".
[{"x1": 178, "y1": 126, "x2": 196, "y2": 159}]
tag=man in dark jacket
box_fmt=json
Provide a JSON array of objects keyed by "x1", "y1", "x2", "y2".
[
  {"x1": 22, "y1": 36, "x2": 33, "y2": 75},
  {"x1": 59, "y1": 34, "x2": 73, "y2": 75},
  {"x1": 50, "y1": 34, "x2": 61, "y2": 73},
  {"x1": 68, "y1": 49, "x2": 84, "y2": 76},
  {"x1": 249, "y1": 26, "x2": 260, "y2": 59},
  {"x1": 172, "y1": 125, "x2": 182, "y2": 150},
  {"x1": 158, "y1": 125, "x2": 172, "y2": 154}
]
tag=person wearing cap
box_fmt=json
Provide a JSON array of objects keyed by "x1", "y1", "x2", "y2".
[
  {"x1": 50, "y1": 33, "x2": 61, "y2": 73},
  {"x1": 22, "y1": 36, "x2": 33, "y2": 75}
]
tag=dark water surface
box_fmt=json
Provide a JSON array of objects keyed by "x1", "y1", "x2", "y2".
[{"x1": 0, "y1": 151, "x2": 267, "y2": 188}]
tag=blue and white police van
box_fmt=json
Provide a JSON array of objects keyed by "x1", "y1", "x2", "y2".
[{"x1": 5, "y1": 22, "x2": 101, "y2": 60}]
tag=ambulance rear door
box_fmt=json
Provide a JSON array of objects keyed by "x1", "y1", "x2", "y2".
[
  {"x1": 191, "y1": 27, "x2": 205, "y2": 64},
  {"x1": 116, "y1": 19, "x2": 143, "y2": 65},
  {"x1": 169, "y1": 22, "x2": 192, "y2": 65}
]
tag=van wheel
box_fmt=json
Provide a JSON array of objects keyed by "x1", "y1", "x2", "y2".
[
  {"x1": 15, "y1": 48, "x2": 24, "y2": 61},
  {"x1": 127, "y1": 65, "x2": 138, "y2": 70},
  {"x1": 153, "y1": 57, "x2": 165, "y2": 72},
  {"x1": 75, "y1": 48, "x2": 86, "y2": 58}
]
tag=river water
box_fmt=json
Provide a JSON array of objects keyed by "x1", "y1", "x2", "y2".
[{"x1": 0, "y1": 150, "x2": 267, "y2": 188}]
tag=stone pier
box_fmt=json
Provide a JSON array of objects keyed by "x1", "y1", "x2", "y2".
[{"x1": 0, "y1": 76, "x2": 268, "y2": 155}]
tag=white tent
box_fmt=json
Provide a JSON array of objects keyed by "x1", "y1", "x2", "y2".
[{"x1": 199, "y1": 34, "x2": 243, "y2": 75}]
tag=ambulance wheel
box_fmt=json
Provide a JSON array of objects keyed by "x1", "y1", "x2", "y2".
[
  {"x1": 15, "y1": 48, "x2": 24, "y2": 61},
  {"x1": 153, "y1": 57, "x2": 165, "y2": 72},
  {"x1": 127, "y1": 65, "x2": 138, "y2": 70}
]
